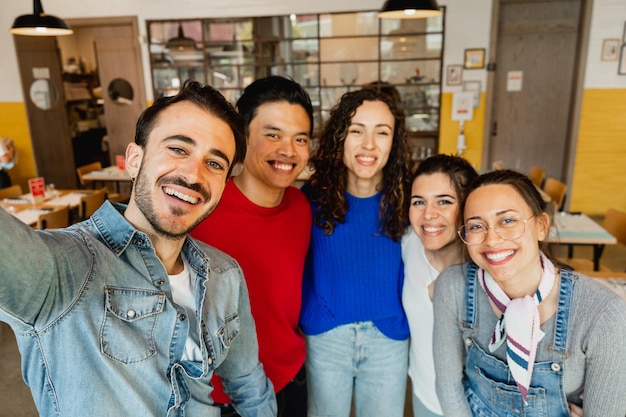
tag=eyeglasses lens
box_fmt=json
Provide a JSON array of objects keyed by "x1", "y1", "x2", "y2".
[{"x1": 458, "y1": 216, "x2": 531, "y2": 245}]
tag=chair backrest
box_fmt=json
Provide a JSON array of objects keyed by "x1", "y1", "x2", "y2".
[
  {"x1": 36, "y1": 205, "x2": 70, "y2": 230},
  {"x1": 603, "y1": 208, "x2": 626, "y2": 247},
  {"x1": 0, "y1": 184, "x2": 24, "y2": 199},
  {"x1": 79, "y1": 188, "x2": 107, "y2": 220},
  {"x1": 543, "y1": 177, "x2": 567, "y2": 211},
  {"x1": 528, "y1": 166, "x2": 545, "y2": 188},
  {"x1": 76, "y1": 162, "x2": 103, "y2": 187}
]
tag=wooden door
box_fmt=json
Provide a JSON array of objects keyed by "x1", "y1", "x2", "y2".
[
  {"x1": 489, "y1": 0, "x2": 581, "y2": 180},
  {"x1": 92, "y1": 22, "x2": 146, "y2": 166},
  {"x1": 13, "y1": 36, "x2": 77, "y2": 188}
]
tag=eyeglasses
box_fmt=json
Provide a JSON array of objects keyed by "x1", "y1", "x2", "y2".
[{"x1": 457, "y1": 215, "x2": 535, "y2": 246}]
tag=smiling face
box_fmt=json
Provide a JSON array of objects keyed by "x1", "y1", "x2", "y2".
[
  {"x1": 238, "y1": 101, "x2": 311, "y2": 198},
  {"x1": 409, "y1": 172, "x2": 461, "y2": 252},
  {"x1": 463, "y1": 183, "x2": 549, "y2": 285},
  {"x1": 342, "y1": 100, "x2": 394, "y2": 195},
  {"x1": 124, "y1": 101, "x2": 236, "y2": 240}
]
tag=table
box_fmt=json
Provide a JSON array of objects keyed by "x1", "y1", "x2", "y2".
[
  {"x1": 2, "y1": 189, "x2": 96, "y2": 226},
  {"x1": 81, "y1": 166, "x2": 131, "y2": 192},
  {"x1": 548, "y1": 212, "x2": 617, "y2": 271}
]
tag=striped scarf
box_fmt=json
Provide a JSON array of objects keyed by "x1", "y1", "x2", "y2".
[{"x1": 477, "y1": 252, "x2": 556, "y2": 403}]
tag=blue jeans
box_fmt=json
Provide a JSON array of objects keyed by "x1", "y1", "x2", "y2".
[{"x1": 305, "y1": 322, "x2": 408, "y2": 417}]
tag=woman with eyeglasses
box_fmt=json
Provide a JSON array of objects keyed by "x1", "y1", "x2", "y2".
[{"x1": 432, "y1": 169, "x2": 626, "y2": 417}]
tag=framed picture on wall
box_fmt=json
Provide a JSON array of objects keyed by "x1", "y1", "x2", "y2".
[
  {"x1": 601, "y1": 39, "x2": 620, "y2": 61},
  {"x1": 464, "y1": 48, "x2": 486, "y2": 69},
  {"x1": 619, "y1": 45, "x2": 626, "y2": 75},
  {"x1": 446, "y1": 65, "x2": 463, "y2": 85}
]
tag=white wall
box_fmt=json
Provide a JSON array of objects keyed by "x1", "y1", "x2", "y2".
[
  {"x1": 584, "y1": 0, "x2": 626, "y2": 88},
  {"x1": 439, "y1": 1, "x2": 492, "y2": 93},
  {"x1": 1, "y1": 0, "x2": 492, "y2": 102}
]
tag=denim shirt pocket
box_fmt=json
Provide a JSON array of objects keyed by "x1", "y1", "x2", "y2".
[
  {"x1": 216, "y1": 312, "x2": 240, "y2": 355},
  {"x1": 101, "y1": 286, "x2": 166, "y2": 364},
  {"x1": 204, "y1": 312, "x2": 240, "y2": 368}
]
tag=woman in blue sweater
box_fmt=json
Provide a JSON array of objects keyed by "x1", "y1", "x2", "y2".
[{"x1": 300, "y1": 88, "x2": 413, "y2": 417}]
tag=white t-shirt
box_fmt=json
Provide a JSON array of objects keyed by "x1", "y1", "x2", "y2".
[
  {"x1": 401, "y1": 229, "x2": 443, "y2": 415},
  {"x1": 169, "y1": 254, "x2": 203, "y2": 362}
]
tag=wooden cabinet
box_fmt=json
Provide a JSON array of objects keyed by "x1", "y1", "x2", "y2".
[{"x1": 147, "y1": 10, "x2": 445, "y2": 156}]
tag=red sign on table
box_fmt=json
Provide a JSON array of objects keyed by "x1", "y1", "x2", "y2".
[
  {"x1": 115, "y1": 155, "x2": 125, "y2": 170},
  {"x1": 28, "y1": 177, "x2": 45, "y2": 203}
]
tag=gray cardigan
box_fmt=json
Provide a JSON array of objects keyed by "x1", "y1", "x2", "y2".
[{"x1": 433, "y1": 263, "x2": 626, "y2": 417}]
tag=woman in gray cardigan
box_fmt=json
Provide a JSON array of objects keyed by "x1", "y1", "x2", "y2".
[{"x1": 433, "y1": 169, "x2": 626, "y2": 417}]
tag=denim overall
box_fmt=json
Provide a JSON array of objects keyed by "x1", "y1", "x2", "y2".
[{"x1": 461, "y1": 263, "x2": 575, "y2": 417}]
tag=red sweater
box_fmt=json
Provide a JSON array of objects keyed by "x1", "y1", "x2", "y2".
[{"x1": 191, "y1": 180, "x2": 311, "y2": 402}]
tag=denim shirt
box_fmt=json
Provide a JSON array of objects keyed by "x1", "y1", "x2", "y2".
[{"x1": 0, "y1": 201, "x2": 276, "y2": 417}]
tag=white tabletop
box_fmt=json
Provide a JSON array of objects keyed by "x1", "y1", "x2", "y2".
[
  {"x1": 82, "y1": 165, "x2": 131, "y2": 182},
  {"x1": 548, "y1": 212, "x2": 617, "y2": 245},
  {"x1": 13, "y1": 208, "x2": 51, "y2": 226},
  {"x1": 18, "y1": 190, "x2": 90, "y2": 209}
]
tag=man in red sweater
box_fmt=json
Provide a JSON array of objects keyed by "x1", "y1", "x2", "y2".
[{"x1": 191, "y1": 76, "x2": 313, "y2": 417}]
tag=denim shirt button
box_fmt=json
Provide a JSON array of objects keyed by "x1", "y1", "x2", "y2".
[
  {"x1": 551, "y1": 362, "x2": 561, "y2": 372},
  {"x1": 465, "y1": 338, "x2": 474, "y2": 347},
  {"x1": 126, "y1": 309, "x2": 136, "y2": 319},
  {"x1": 157, "y1": 279, "x2": 165, "y2": 285},
  {"x1": 179, "y1": 314, "x2": 186, "y2": 321},
  {"x1": 207, "y1": 357, "x2": 212, "y2": 365}
]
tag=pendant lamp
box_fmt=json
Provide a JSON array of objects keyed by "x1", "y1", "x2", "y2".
[
  {"x1": 379, "y1": 0, "x2": 442, "y2": 19},
  {"x1": 165, "y1": 23, "x2": 198, "y2": 52},
  {"x1": 10, "y1": 0, "x2": 73, "y2": 36}
]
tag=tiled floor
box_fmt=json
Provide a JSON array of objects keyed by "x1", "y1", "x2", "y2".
[{"x1": 1, "y1": 218, "x2": 624, "y2": 417}]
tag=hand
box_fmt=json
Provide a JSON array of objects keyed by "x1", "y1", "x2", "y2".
[{"x1": 568, "y1": 402, "x2": 583, "y2": 417}]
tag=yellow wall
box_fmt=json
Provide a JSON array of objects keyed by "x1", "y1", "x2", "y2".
[
  {"x1": 0, "y1": 102, "x2": 37, "y2": 190},
  {"x1": 438, "y1": 92, "x2": 486, "y2": 170},
  {"x1": 569, "y1": 88, "x2": 626, "y2": 216}
]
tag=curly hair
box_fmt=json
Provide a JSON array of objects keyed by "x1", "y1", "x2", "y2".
[{"x1": 306, "y1": 88, "x2": 412, "y2": 241}]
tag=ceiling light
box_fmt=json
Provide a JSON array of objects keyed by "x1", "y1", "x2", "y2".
[
  {"x1": 379, "y1": 0, "x2": 443, "y2": 19},
  {"x1": 10, "y1": 0, "x2": 73, "y2": 36},
  {"x1": 165, "y1": 23, "x2": 198, "y2": 52}
]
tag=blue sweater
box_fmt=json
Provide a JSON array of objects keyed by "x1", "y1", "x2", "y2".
[{"x1": 300, "y1": 192, "x2": 409, "y2": 340}]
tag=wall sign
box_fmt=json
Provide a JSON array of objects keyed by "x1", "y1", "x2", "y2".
[{"x1": 506, "y1": 70, "x2": 523, "y2": 92}]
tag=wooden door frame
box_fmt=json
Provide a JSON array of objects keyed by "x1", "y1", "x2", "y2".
[
  {"x1": 65, "y1": 15, "x2": 146, "y2": 108},
  {"x1": 65, "y1": 16, "x2": 146, "y2": 170},
  {"x1": 13, "y1": 35, "x2": 77, "y2": 188},
  {"x1": 482, "y1": 0, "x2": 593, "y2": 203}
]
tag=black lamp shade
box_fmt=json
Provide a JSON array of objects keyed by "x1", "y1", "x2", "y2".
[
  {"x1": 379, "y1": 0, "x2": 442, "y2": 19},
  {"x1": 165, "y1": 24, "x2": 198, "y2": 51},
  {"x1": 10, "y1": 0, "x2": 73, "y2": 36}
]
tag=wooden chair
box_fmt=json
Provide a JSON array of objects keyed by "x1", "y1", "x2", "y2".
[
  {"x1": 76, "y1": 162, "x2": 129, "y2": 203},
  {"x1": 543, "y1": 177, "x2": 567, "y2": 211},
  {"x1": 528, "y1": 166, "x2": 545, "y2": 188},
  {"x1": 0, "y1": 184, "x2": 24, "y2": 199},
  {"x1": 562, "y1": 208, "x2": 626, "y2": 272},
  {"x1": 79, "y1": 188, "x2": 108, "y2": 220},
  {"x1": 36, "y1": 205, "x2": 70, "y2": 230},
  {"x1": 76, "y1": 161, "x2": 104, "y2": 189}
]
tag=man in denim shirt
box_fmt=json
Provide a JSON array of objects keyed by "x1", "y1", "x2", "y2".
[{"x1": 0, "y1": 81, "x2": 276, "y2": 417}]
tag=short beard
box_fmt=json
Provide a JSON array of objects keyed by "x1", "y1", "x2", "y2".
[{"x1": 133, "y1": 163, "x2": 215, "y2": 240}]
